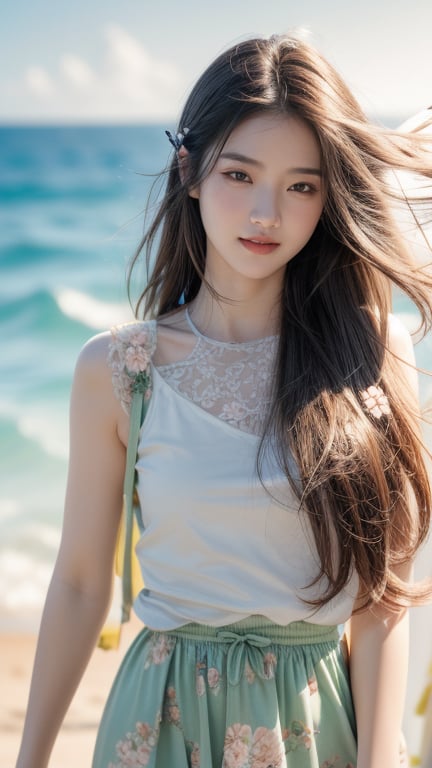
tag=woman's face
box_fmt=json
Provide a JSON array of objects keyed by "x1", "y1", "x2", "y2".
[{"x1": 190, "y1": 113, "x2": 325, "y2": 290}]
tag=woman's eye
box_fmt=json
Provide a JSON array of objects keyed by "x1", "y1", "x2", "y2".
[
  {"x1": 226, "y1": 171, "x2": 250, "y2": 182},
  {"x1": 289, "y1": 182, "x2": 315, "y2": 193}
]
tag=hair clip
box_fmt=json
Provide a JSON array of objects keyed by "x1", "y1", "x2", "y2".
[
  {"x1": 165, "y1": 127, "x2": 189, "y2": 153},
  {"x1": 360, "y1": 385, "x2": 391, "y2": 419}
]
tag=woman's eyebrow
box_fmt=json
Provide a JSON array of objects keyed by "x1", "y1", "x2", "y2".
[{"x1": 219, "y1": 151, "x2": 322, "y2": 176}]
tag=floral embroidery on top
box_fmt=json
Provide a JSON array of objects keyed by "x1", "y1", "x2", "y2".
[
  {"x1": 108, "y1": 315, "x2": 277, "y2": 434},
  {"x1": 108, "y1": 321, "x2": 157, "y2": 412}
]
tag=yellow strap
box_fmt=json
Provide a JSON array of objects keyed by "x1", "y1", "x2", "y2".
[{"x1": 98, "y1": 386, "x2": 148, "y2": 651}]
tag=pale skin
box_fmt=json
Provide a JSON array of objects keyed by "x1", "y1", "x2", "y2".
[{"x1": 16, "y1": 114, "x2": 418, "y2": 768}]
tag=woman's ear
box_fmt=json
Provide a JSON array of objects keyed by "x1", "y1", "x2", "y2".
[{"x1": 178, "y1": 146, "x2": 199, "y2": 199}]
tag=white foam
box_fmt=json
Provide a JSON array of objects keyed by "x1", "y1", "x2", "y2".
[
  {"x1": 17, "y1": 413, "x2": 69, "y2": 460},
  {"x1": 56, "y1": 288, "x2": 133, "y2": 330},
  {"x1": 25, "y1": 522, "x2": 61, "y2": 550},
  {"x1": 0, "y1": 549, "x2": 53, "y2": 612},
  {"x1": 0, "y1": 498, "x2": 21, "y2": 521}
]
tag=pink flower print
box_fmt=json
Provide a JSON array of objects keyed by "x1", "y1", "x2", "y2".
[
  {"x1": 111, "y1": 718, "x2": 160, "y2": 767},
  {"x1": 207, "y1": 666, "x2": 220, "y2": 690},
  {"x1": 308, "y1": 675, "x2": 318, "y2": 695},
  {"x1": 136, "y1": 743, "x2": 152, "y2": 765},
  {"x1": 162, "y1": 686, "x2": 182, "y2": 728},
  {"x1": 196, "y1": 673, "x2": 206, "y2": 697},
  {"x1": 263, "y1": 652, "x2": 277, "y2": 680},
  {"x1": 244, "y1": 660, "x2": 256, "y2": 684},
  {"x1": 284, "y1": 721, "x2": 314, "y2": 752},
  {"x1": 166, "y1": 704, "x2": 181, "y2": 724},
  {"x1": 250, "y1": 727, "x2": 285, "y2": 768},
  {"x1": 320, "y1": 759, "x2": 340, "y2": 768},
  {"x1": 144, "y1": 633, "x2": 175, "y2": 668},
  {"x1": 136, "y1": 722, "x2": 152, "y2": 739},
  {"x1": 190, "y1": 742, "x2": 201, "y2": 768},
  {"x1": 223, "y1": 723, "x2": 252, "y2": 768},
  {"x1": 125, "y1": 344, "x2": 150, "y2": 374}
]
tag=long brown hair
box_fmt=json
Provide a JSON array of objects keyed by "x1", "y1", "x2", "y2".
[{"x1": 129, "y1": 35, "x2": 432, "y2": 612}]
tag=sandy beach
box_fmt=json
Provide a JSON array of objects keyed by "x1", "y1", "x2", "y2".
[{"x1": 1, "y1": 618, "x2": 141, "y2": 768}]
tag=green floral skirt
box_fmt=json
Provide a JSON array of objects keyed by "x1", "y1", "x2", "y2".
[{"x1": 92, "y1": 616, "x2": 357, "y2": 768}]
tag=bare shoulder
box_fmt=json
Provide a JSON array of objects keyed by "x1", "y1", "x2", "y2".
[
  {"x1": 386, "y1": 313, "x2": 418, "y2": 398},
  {"x1": 74, "y1": 331, "x2": 113, "y2": 389},
  {"x1": 387, "y1": 313, "x2": 416, "y2": 364}
]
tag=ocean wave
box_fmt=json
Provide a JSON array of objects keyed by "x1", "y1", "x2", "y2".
[
  {"x1": 0, "y1": 287, "x2": 85, "y2": 339},
  {"x1": 0, "y1": 180, "x2": 121, "y2": 205},
  {"x1": 0, "y1": 285, "x2": 131, "y2": 339},
  {"x1": 55, "y1": 288, "x2": 133, "y2": 330},
  {"x1": 0, "y1": 547, "x2": 53, "y2": 627},
  {"x1": 17, "y1": 414, "x2": 69, "y2": 460},
  {"x1": 0, "y1": 239, "x2": 81, "y2": 268},
  {"x1": 0, "y1": 406, "x2": 69, "y2": 463}
]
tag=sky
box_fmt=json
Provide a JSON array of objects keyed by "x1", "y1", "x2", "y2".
[{"x1": 1, "y1": 0, "x2": 431, "y2": 125}]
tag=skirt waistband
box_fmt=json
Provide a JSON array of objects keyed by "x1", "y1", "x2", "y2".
[{"x1": 163, "y1": 617, "x2": 340, "y2": 646}]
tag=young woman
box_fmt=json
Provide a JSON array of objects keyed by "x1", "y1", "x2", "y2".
[{"x1": 16, "y1": 34, "x2": 432, "y2": 768}]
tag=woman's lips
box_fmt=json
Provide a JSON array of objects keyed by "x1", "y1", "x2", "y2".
[{"x1": 239, "y1": 237, "x2": 279, "y2": 255}]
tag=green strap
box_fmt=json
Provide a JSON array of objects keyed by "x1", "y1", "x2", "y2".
[{"x1": 121, "y1": 388, "x2": 149, "y2": 623}]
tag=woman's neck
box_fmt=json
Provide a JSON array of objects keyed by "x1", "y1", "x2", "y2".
[{"x1": 189, "y1": 283, "x2": 281, "y2": 343}]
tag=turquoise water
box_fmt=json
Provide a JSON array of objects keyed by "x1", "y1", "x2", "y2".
[
  {"x1": 0, "y1": 124, "x2": 431, "y2": 631},
  {"x1": 0, "y1": 125, "x2": 168, "y2": 629}
]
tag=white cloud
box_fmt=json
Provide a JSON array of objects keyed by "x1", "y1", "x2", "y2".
[
  {"x1": 20, "y1": 26, "x2": 185, "y2": 122},
  {"x1": 60, "y1": 54, "x2": 96, "y2": 89},
  {"x1": 104, "y1": 24, "x2": 182, "y2": 106},
  {"x1": 25, "y1": 66, "x2": 55, "y2": 98},
  {"x1": 102, "y1": 24, "x2": 183, "y2": 115}
]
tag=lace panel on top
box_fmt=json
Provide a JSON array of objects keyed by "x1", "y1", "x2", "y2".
[
  {"x1": 108, "y1": 319, "x2": 278, "y2": 435},
  {"x1": 157, "y1": 333, "x2": 278, "y2": 436}
]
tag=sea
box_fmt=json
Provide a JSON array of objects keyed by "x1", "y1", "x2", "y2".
[{"x1": 1, "y1": 122, "x2": 432, "y2": 634}]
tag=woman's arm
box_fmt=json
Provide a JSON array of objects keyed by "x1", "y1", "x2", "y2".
[
  {"x1": 350, "y1": 567, "x2": 411, "y2": 768},
  {"x1": 350, "y1": 314, "x2": 420, "y2": 768},
  {"x1": 16, "y1": 333, "x2": 127, "y2": 768}
]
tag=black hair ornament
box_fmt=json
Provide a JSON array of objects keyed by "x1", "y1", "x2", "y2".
[{"x1": 165, "y1": 127, "x2": 190, "y2": 153}]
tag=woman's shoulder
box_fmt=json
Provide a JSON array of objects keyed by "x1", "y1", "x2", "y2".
[
  {"x1": 75, "y1": 320, "x2": 157, "y2": 413},
  {"x1": 386, "y1": 312, "x2": 415, "y2": 362},
  {"x1": 386, "y1": 312, "x2": 418, "y2": 399}
]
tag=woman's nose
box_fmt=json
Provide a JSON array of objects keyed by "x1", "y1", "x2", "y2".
[{"x1": 249, "y1": 189, "x2": 281, "y2": 228}]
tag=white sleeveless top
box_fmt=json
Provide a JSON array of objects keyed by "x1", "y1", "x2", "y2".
[{"x1": 109, "y1": 313, "x2": 358, "y2": 631}]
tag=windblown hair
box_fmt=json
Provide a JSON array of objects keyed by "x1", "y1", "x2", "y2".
[{"x1": 129, "y1": 35, "x2": 432, "y2": 612}]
